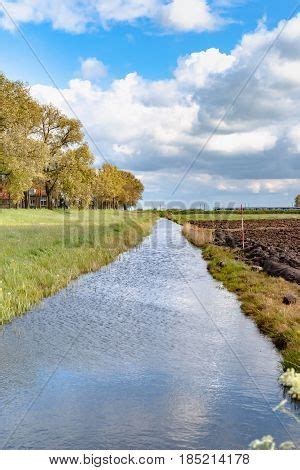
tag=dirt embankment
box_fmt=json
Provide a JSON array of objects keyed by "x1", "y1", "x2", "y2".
[{"x1": 188, "y1": 219, "x2": 300, "y2": 284}]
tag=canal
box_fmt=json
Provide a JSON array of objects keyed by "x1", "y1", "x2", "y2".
[{"x1": 0, "y1": 219, "x2": 299, "y2": 449}]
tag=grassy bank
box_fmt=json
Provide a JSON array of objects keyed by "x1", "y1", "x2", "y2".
[
  {"x1": 168, "y1": 211, "x2": 300, "y2": 225},
  {"x1": 201, "y1": 244, "x2": 300, "y2": 370},
  {"x1": 182, "y1": 223, "x2": 300, "y2": 370},
  {"x1": 0, "y1": 209, "x2": 156, "y2": 324}
]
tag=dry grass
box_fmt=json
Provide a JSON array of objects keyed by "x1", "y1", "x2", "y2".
[
  {"x1": 182, "y1": 222, "x2": 214, "y2": 245},
  {"x1": 183, "y1": 225, "x2": 300, "y2": 371}
]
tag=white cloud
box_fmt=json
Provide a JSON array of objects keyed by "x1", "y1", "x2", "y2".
[
  {"x1": 206, "y1": 130, "x2": 278, "y2": 154},
  {"x1": 0, "y1": 0, "x2": 226, "y2": 33},
  {"x1": 113, "y1": 143, "x2": 136, "y2": 156},
  {"x1": 246, "y1": 179, "x2": 300, "y2": 194},
  {"x1": 0, "y1": 0, "x2": 92, "y2": 33},
  {"x1": 159, "y1": 0, "x2": 218, "y2": 32},
  {"x1": 288, "y1": 124, "x2": 300, "y2": 153},
  {"x1": 81, "y1": 58, "x2": 108, "y2": 80},
  {"x1": 97, "y1": 0, "x2": 157, "y2": 24},
  {"x1": 30, "y1": 14, "x2": 300, "y2": 203},
  {"x1": 175, "y1": 48, "x2": 235, "y2": 88}
]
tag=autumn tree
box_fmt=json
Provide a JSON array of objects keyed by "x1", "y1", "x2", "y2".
[
  {"x1": 93, "y1": 164, "x2": 123, "y2": 209},
  {"x1": 36, "y1": 104, "x2": 84, "y2": 209},
  {"x1": 93, "y1": 164, "x2": 144, "y2": 209},
  {"x1": 295, "y1": 194, "x2": 300, "y2": 208},
  {"x1": 0, "y1": 73, "x2": 47, "y2": 203},
  {"x1": 119, "y1": 170, "x2": 144, "y2": 210},
  {"x1": 58, "y1": 144, "x2": 95, "y2": 208}
]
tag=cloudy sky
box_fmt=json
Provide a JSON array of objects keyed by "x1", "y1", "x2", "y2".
[{"x1": 0, "y1": 0, "x2": 299, "y2": 207}]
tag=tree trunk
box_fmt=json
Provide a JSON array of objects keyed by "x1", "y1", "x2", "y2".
[
  {"x1": 45, "y1": 183, "x2": 53, "y2": 210},
  {"x1": 23, "y1": 191, "x2": 29, "y2": 209}
]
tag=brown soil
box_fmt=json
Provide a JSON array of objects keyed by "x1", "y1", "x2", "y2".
[{"x1": 189, "y1": 219, "x2": 300, "y2": 283}]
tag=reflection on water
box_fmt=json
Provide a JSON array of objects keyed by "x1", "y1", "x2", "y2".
[{"x1": 0, "y1": 219, "x2": 299, "y2": 449}]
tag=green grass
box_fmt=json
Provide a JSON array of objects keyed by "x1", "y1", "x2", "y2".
[
  {"x1": 168, "y1": 211, "x2": 300, "y2": 225},
  {"x1": 200, "y1": 244, "x2": 300, "y2": 371},
  {"x1": 0, "y1": 209, "x2": 156, "y2": 324}
]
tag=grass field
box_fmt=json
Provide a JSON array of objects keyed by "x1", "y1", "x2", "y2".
[
  {"x1": 0, "y1": 209, "x2": 156, "y2": 325},
  {"x1": 168, "y1": 211, "x2": 300, "y2": 225}
]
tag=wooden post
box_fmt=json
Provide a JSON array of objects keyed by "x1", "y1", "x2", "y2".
[{"x1": 241, "y1": 204, "x2": 245, "y2": 249}]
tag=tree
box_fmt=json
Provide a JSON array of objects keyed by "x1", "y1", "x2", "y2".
[
  {"x1": 36, "y1": 104, "x2": 84, "y2": 209},
  {"x1": 94, "y1": 164, "x2": 123, "y2": 209},
  {"x1": 295, "y1": 194, "x2": 300, "y2": 208},
  {"x1": 1, "y1": 130, "x2": 48, "y2": 203},
  {"x1": 0, "y1": 73, "x2": 47, "y2": 203},
  {"x1": 119, "y1": 170, "x2": 144, "y2": 210},
  {"x1": 93, "y1": 164, "x2": 144, "y2": 209},
  {"x1": 0, "y1": 73, "x2": 41, "y2": 132},
  {"x1": 58, "y1": 144, "x2": 95, "y2": 208}
]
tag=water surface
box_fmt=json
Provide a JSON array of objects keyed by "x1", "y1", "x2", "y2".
[{"x1": 0, "y1": 219, "x2": 299, "y2": 449}]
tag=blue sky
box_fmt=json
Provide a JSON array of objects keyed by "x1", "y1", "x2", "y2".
[
  {"x1": 0, "y1": 0, "x2": 299, "y2": 207},
  {"x1": 0, "y1": 0, "x2": 297, "y2": 86}
]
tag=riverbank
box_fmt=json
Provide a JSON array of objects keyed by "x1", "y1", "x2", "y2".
[
  {"x1": 182, "y1": 225, "x2": 300, "y2": 371},
  {"x1": 0, "y1": 210, "x2": 156, "y2": 325}
]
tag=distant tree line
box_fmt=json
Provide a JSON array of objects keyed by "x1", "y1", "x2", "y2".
[{"x1": 0, "y1": 72, "x2": 143, "y2": 209}]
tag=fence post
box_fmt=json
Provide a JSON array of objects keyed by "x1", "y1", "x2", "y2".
[{"x1": 241, "y1": 204, "x2": 245, "y2": 249}]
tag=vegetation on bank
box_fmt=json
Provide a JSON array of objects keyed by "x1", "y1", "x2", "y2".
[
  {"x1": 280, "y1": 368, "x2": 300, "y2": 400},
  {"x1": 0, "y1": 209, "x2": 156, "y2": 325},
  {"x1": 167, "y1": 210, "x2": 300, "y2": 225},
  {"x1": 201, "y1": 244, "x2": 300, "y2": 371}
]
